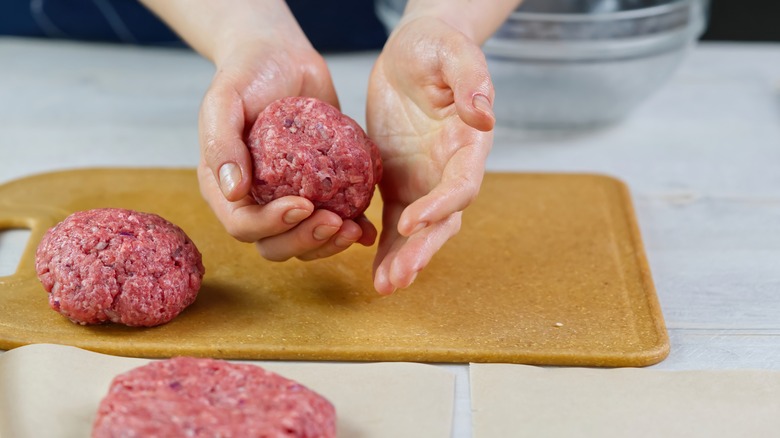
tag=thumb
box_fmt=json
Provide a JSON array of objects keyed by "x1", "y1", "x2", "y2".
[
  {"x1": 199, "y1": 79, "x2": 253, "y2": 202},
  {"x1": 442, "y1": 39, "x2": 496, "y2": 132}
]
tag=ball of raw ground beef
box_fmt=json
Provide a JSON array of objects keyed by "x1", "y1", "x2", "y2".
[
  {"x1": 92, "y1": 357, "x2": 336, "y2": 438},
  {"x1": 35, "y1": 208, "x2": 204, "y2": 327},
  {"x1": 248, "y1": 96, "x2": 383, "y2": 219}
]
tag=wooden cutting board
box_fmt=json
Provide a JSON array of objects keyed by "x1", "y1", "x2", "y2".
[{"x1": 0, "y1": 168, "x2": 668, "y2": 366}]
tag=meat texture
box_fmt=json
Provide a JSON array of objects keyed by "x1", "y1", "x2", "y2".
[
  {"x1": 92, "y1": 357, "x2": 337, "y2": 438},
  {"x1": 35, "y1": 208, "x2": 204, "y2": 327},
  {"x1": 248, "y1": 96, "x2": 382, "y2": 219}
]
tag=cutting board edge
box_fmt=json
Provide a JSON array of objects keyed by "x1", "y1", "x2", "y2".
[
  {"x1": 609, "y1": 172, "x2": 671, "y2": 359},
  {"x1": 0, "y1": 334, "x2": 670, "y2": 367}
]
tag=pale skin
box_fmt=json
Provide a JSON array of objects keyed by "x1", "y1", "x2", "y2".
[{"x1": 140, "y1": 0, "x2": 522, "y2": 294}]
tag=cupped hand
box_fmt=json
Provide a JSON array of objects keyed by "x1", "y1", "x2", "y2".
[
  {"x1": 198, "y1": 36, "x2": 377, "y2": 262},
  {"x1": 366, "y1": 17, "x2": 496, "y2": 294}
]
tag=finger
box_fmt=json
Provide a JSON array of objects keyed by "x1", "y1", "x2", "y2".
[
  {"x1": 389, "y1": 213, "x2": 462, "y2": 291},
  {"x1": 375, "y1": 212, "x2": 463, "y2": 295},
  {"x1": 373, "y1": 203, "x2": 406, "y2": 295},
  {"x1": 255, "y1": 209, "x2": 343, "y2": 261},
  {"x1": 442, "y1": 39, "x2": 496, "y2": 132},
  {"x1": 198, "y1": 165, "x2": 315, "y2": 242},
  {"x1": 297, "y1": 220, "x2": 363, "y2": 261},
  {"x1": 397, "y1": 133, "x2": 491, "y2": 236},
  {"x1": 354, "y1": 215, "x2": 378, "y2": 246},
  {"x1": 198, "y1": 77, "x2": 255, "y2": 202}
]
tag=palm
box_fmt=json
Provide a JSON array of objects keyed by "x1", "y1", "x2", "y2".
[
  {"x1": 366, "y1": 18, "x2": 494, "y2": 293},
  {"x1": 368, "y1": 61, "x2": 481, "y2": 207}
]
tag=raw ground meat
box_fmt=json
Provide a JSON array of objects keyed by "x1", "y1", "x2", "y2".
[
  {"x1": 92, "y1": 357, "x2": 336, "y2": 438},
  {"x1": 248, "y1": 96, "x2": 383, "y2": 219},
  {"x1": 35, "y1": 208, "x2": 204, "y2": 327}
]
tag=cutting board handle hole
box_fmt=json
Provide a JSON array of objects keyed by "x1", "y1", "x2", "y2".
[{"x1": 0, "y1": 228, "x2": 32, "y2": 277}]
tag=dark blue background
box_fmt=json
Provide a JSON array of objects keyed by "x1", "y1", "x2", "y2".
[
  {"x1": 1, "y1": 0, "x2": 777, "y2": 50},
  {"x1": 0, "y1": 0, "x2": 388, "y2": 51}
]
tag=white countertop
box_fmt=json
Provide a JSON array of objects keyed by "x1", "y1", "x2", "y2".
[{"x1": 2, "y1": 37, "x2": 780, "y2": 436}]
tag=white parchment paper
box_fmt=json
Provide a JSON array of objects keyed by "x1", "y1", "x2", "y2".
[
  {"x1": 0, "y1": 344, "x2": 455, "y2": 438},
  {"x1": 471, "y1": 363, "x2": 780, "y2": 438}
]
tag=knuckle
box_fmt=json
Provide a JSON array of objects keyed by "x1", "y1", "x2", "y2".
[
  {"x1": 297, "y1": 243, "x2": 343, "y2": 262},
  {"x1": 296, "y1": 254, "x2": 318, "y2": 262},
  {"x1": 202, "y1": 135, "x2": 222, "y2": 164},
  {"x1": 296, "y1": 245, "x2": 327, "y2": 262},
  {"x1": 453, "y1": 218, "x2": 463, "y2": 235},
  {"x1": 223, "y1": 222, "x2": 254, "y2": 243},
  {"x1": 454, "y1": 174, "x2": 480, "y2": 206},
  {"x1": 465, "y1": 185, "x2": 480, "y2": 205},
  {"x1": 449, "y1": 213, "x2": 463, "y2": 236},
  {"x1": 255, "y1": 243, "x2": 291, "y2": 262}
]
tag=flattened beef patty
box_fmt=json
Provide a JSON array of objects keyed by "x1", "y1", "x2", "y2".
[{"x1": 92, "y1": 357, "x2": 336, "y2": 438}]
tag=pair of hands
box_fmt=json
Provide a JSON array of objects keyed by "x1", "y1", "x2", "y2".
[{"x1": 199, "y1": 17, "x2": 495, "y2": 294}]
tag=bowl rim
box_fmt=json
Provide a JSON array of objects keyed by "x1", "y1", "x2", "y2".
[
  {"x1": 483, "y1": 20, "x2": 704, "y2": 61},
  {"x1": 506, "y1": 0, "x2": 701, "y2": 23}
]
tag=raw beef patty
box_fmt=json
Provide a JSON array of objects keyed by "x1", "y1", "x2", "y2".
[
  {"x1": 35, "y1": 208, "x2": 204, "y2": 327},
  {"x1": 248, "y1": 96, "x2": 382, "y2": 219},
  {"x1": 92, "y1": 357, "x2": 336, "y2": 437}
]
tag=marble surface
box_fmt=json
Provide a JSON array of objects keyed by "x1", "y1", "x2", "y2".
[{"x1": 2, "y1": 37, "x2": 780, "y2": 436}]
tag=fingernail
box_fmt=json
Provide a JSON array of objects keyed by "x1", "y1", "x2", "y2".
[
  {"x1": 218, "y1": 163, "x2": 241, "y2": 197},
  {"x1": 313, "y1": 225, "x2": 338, "y2": 241},
  {"x1": 283, "y1": 208, "x2": 311, "y2": 225},
  {"x1": 407, "y1": 271, "x2": 418, "y2": 287},
  {"x1": 472, "y1": 93, "x2": 494, "y2": 118},
  {"x1": 375, "y1": 268, "x2": 392, "y2": 295}
]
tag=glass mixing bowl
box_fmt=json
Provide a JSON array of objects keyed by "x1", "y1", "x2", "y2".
[{"x1": 375, "y1": 0, "x2": 709, "y2": 129}]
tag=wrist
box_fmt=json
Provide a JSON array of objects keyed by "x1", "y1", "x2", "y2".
[
  {"x1": 210, "y1": 2, "x2": 310, "y2": 66},
  {"x1": 398, "y1": 3, "x2": 479, "y2": 42},
  {"x1": 141, "y1": 0, "x2": 311, "y2": 66},
  {"x1": 212, "y1": 26, "x2": 309, "y2": 68},
  {"x1": 398, "y1": 0, "x2": 521, "y2": 44}
]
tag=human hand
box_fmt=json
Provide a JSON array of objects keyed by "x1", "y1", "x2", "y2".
[
  {"x1": 366, "y1": 16, "x2": 495, "y2": 294},
  {"x1": 197, "y1": 28, "x2": 377, "y2": 262}
]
